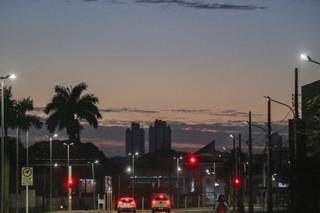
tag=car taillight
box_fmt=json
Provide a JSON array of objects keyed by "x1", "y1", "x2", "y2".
[
  {"x1": 152, "y1": 199, "x2": 156, "y2": 205},
  {"x1": 166, "y1": 200, "x2": 171, "y2": 205},
  {"x1": 131, "y1": 200, "x2": 136, "y2": 206},
  {"x1": 118, "y1": 201, "x2": 123, "y2": 206}
]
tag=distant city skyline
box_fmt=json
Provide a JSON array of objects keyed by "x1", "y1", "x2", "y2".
[
  {"x1": 149, "y1": 120, "x2": 172, "y2": 152},
  {"x1": 126, "y1": 122, "x2": 145, "y2": 155},
  {"x1": 1, "y1": 0, "x2": 320, "y2": 156}
]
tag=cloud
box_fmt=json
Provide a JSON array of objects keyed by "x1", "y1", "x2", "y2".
[
  {"x1": 101, "y1": 107, "x2": 159, "y2": 114},
  {"x1": 210, "y1": 110, "x2": 262, "y2": 118},
  {"x1": 9, "y1": 117, "x2": 288, "y2": 157},
  {"x1": 171, "y1": 109, "x2": 211, "y2": 114},
  {"x1": 135, "y1": 0, "x2": 265, "y2": 10}
]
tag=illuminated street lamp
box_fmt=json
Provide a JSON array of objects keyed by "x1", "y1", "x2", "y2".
[
  {"x1": 173, "y1": 156, "x2": 183, "y2": 208},
  {"x1": 88, "y1": 160, "x2": 99, "y2": 209},
  {"x1": 263, "y1": 96, "x2": 297, "y2": 213},
  {"x1": 47, "y1": 133, "x2": 58, "y2": 213},
  {"x1": 126, "y1": 166, "x2": 132, "y2": 173},
  {"x1": 128, "y1": 152, "x2": 139, "y2": 197},
  {"x1": 1, "y1": 74, "x2": 16, "y2": 213},
  {"x1": 300, "y1": 53, "x2": 320, "y2": 66},
  {"x1": 63, "y1": 142, "x2": 74, "y2": 211}
]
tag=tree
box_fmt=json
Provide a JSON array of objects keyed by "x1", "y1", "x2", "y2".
[
  {"x1": 0, "y1": 87, "x2": 42, "y2": 135},
  {"x1": 44, "y1": 82, "x2": 102, "y2": 143},
  {"x1": 14, "y1": 97, "x2": 42, "y2": 132}
]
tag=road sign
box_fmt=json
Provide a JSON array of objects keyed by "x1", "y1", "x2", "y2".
[{"x1": 21, "y1": 167, "x2": 33, "y2": 186}]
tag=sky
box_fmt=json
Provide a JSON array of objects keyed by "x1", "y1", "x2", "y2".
[{"x1": 1, "y1": 0, "x2": 320, "y2": 157}]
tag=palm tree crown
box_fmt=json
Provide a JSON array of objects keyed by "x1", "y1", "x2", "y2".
[
  {"x1": 15, "y1": 97, "x2": 42, "y2": 132},
  {"x1": 44, "y1": 82, "x2": 102, "y2": 142},
  {"x1": 0, "y1": 87, "x2": 42, "y2": 135}
]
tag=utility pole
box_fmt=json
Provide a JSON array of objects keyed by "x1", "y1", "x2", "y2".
[
  {"x1": 238, "y1": 134, "x2": 244, "y2": 213},
  {"x1": 248, "y1": 111, "x2": 254, "y2": 213},
  {"x1": 294, "y1": 68, "x2": 299, "y2": 119},
  {"x1": 266, "y1": 97, "x2": 273, "y2": 213},
  {"x1": 232, "y1": 136, "x2": 236, "y2": 211}
]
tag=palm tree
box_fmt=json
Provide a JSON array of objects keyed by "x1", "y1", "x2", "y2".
[
  {"x1": 14, "y1": 97, "x2": 42, "y2": 131},
  {"x1": 44, "y1": 82, "x2": 102, "y2": 143}
]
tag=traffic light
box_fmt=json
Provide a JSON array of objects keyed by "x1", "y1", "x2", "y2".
[
  {"x1": 67, "y1": 178, "x2": 74, "y2": 188},
  {"x1": 187, "y1": 154, "x2": 199, "y2": 168},
  {"x1": 233, "y1": 177, "x2": 241, "y2": 187}
]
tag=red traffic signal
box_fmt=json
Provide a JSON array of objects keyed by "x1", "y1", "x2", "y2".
[
  {"x1": 67, "y1": 178, "x2": 74, "y2": 188},
  {"x1": 187, "y1": 154, "x2": 199, "y2": 168},
  {"x1": 233, "y1": 177, "x2": 241, "y2": 187}
]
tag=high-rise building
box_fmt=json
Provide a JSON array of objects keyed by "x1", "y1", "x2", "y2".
[
  {"x1": 149, "y1": 120, "x2": 172, "y2": 153},
  {"x1": 125, "y1": 122, "x2": 145, "y2": 155}
]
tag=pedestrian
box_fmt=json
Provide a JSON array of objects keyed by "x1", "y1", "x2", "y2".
[{"x1": 215, "y1": 194, "x2": 229, "y2": 213}]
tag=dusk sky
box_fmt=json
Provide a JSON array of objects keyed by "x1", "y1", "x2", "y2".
[{"x1": 1, "y1": 0, "x2": 320, "y2": 157}]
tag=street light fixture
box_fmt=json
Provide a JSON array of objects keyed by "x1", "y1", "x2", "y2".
[
  {"x1": 173, "y1": 156, "x2": 183, "y2": 208},
  {"x1": 1, "y1": 74, "x2": 16, "y2": 213},
  {"x1": 128, "y1": 152, "x2": 139, "y2": 197},
  {"x1": 88, "y1": 160, "x2": 99, "y2": 210},
  {"x1": 300, "y1": 53, "x2": 320, "y2": 66},
  {"x1": 63, "y1": 142, "x2": 74, "y2": 212},
  {"x1": 46, "y1": 133, "x2": 58, "y2": 213},
  {"x1": 264, "y1": 96, "x2": 298, "y2": 213},
  {"x1": 126, "y1": 167, "x2": 132, "y2": 173}
]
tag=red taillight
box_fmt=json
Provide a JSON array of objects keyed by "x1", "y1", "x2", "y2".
[
  {"x1": 152, "y1": 199, "x2": 156, "y2": 205},
  {"x1": 131, "y1": 200, "x2": 136, "y2": 206},
  {"x1": 118, "y1": 201, "x2": 123, "y2": 206},
  {"x1": 166, "y1": 200, "x2": 171, "y2": 205}
]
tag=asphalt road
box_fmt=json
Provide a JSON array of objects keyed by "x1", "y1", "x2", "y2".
[{"x1": 51, "y1": 208, "x2": 215, "y2": 213}]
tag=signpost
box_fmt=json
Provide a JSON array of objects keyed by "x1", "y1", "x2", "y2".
[
  {"x1": 105, "y1": 176, "x2": 112, "y2": 212},
  {"x1": 21, "y1": 167, "x2": 33, "y2": 213}
]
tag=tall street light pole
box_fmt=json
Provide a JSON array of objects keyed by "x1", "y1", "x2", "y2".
[
  {"x1": 63, "y1": 142, "x2": 74, "y2": 212},
  {"x1": 264, "y1": 96, "x2": 296, "y2": 212},
  {"x1": 238, "y1": 133, "x2": 244, "y2": 213},
  {"x1": 229, "y1": 134, "x2": 236, "y2": 211},
  {"x1": 47, "y1": 134, "x2": 58, "y2": 213},
  {"x1": 174, "y1": 156, "x2": 182, "y2": 208},
  {"x1": 1, "y1": 74, "x2": 16, "y2": 213},
  {"x1": 88, "y1": 160, "x2": 99, "y2": 210},
  {"x1": 128, "y1": 152, "x2": 139, "y2": 198},
  {"x1": 248, "y1": 112, "x2": 253, "y2": 213}
]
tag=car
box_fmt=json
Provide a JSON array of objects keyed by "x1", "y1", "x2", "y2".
[
  {"x1": 117, "y1": 197, "x2": 136, "y2": 213},
  {"x1": 151, "y1": 193, "x2": 171, "y2": 213}
]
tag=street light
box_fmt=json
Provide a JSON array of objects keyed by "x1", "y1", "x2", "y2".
[
  {"x1": 264, "y1": 96, "x2": 297, "y2": 213},
  {"x1": 229, "y1": 134, "x2": 237, "y2": 211},
  {"x1": 1, "y1": 74, "x2": 16, "y2": 213},
  {"x1": 88, "y1": 160, "x2": 99, "y2": 210},
  {"x1": 128, "y1": 152, "x2": 139, "y2": 197},
  {"x1": 300, "y1": 53, "x2": 320, "y2": 66},
  {"x1": 173, "y1": 156, "x2": 183, "y2": 208},
  {"x1": 126, "y1": 166, "x2": 132, "y2": 173},
  {"x1": 46, "y1": 133, "x2": 58, "y2": 213},
  {"x1": 63, "y1": 142, "x2": 74, "y2": 212}
]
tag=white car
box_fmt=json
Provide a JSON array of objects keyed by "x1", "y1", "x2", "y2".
[
  {"x1": 151, "y1": 193, "x2": 171, "y2": 213},
  {"x1": 117, "y1": 197, "x2": 136, "y2": 213}
]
